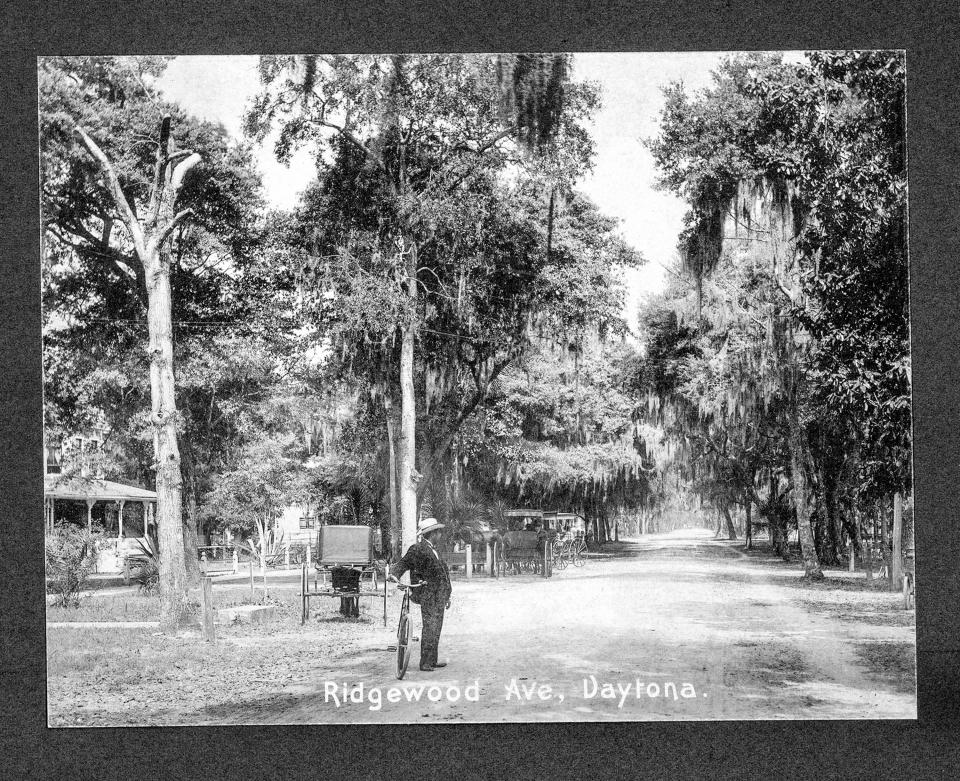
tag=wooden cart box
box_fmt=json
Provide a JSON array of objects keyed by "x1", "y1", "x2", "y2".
[{"x1": 316, "y1": 525, "x2": 374, "y2": 565}]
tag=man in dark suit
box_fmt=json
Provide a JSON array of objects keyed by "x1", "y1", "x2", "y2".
[{"x1": 388, "y1": 517, "x2": 452, "y2": 672}]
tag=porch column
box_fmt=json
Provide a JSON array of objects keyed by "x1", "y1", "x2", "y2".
[
  {"x1": 86, "y1": 499, "x2": 95, "y2": 532},
  {"x1": 141, "y1": 501, "x2": 150, "y2": 537},
  {"x1": 117, "y1": 499, "x2": 125, "y2": 538}
]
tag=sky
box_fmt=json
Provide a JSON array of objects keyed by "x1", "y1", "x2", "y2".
[{"x1": 158, "y1": 53, "x2": 730, "y2": 329}]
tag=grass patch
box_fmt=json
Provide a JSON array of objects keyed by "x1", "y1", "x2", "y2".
[
  {"x1": 796, "y1": 597, "x2": 915, "y2": 628},
  {"x1": 45, "y1": 597, "x2": 393, "y2": 726},
  {"x1": 854, "y1": 640, "x2": 916, "y2": 695},
  {"x1": 723, "y1": 642, "x2": 812, "y2": 688},
  {"x1": 46, "y1": 594, "x2": 160, "y2": 623}
]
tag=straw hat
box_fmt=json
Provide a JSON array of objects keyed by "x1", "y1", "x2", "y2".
[{"x1": 418, "y1": 517, "x2": 445, "y2": 537}]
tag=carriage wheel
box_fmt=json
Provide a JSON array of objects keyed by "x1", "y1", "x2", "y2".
[{"x1": 573, "y1": 543, "x2": 586, "y2": 567}]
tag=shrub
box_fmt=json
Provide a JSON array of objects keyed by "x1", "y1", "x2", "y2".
[
  {"x1": 45, "y1": 523, "x2": 99, "y2": 608},
  {"x1": 128, "y1": 536, "x2": 160, "y2": 594}
]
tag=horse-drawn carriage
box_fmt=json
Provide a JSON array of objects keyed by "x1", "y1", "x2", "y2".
[
  {"x1": 300, "y1": 525, "x2": 387, "y2": 625},
  {"x1": 500, "y1": 509, "x2": 587, "y2": 574}
]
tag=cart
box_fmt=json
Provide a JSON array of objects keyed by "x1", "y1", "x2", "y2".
[{"x1": 300, "y1": 525, "x2": 388, "y2": 626}]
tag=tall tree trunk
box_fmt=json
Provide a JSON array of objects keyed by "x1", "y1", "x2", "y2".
[
  {"x1": 183, "y1": 501, "x2": 201, "y2": 589},
  {"x1": 146, "y1": 249, "x2": 193, "y2": 623},
  {"x1": 76, "y1": 118, "x2": 200, "y2": 632},
  {"x1": 842, "y1": 504, "x2": 862, "y2": 560},
  {"x1": 862, "y1": 502, "x2": 873, "y2": 581},
  {"x1": 815, "y1": 468, "x2": 840, "y2": 566},
  {"x1": 182, "y1": 448, "x2": 201, "y2": 589},
  {"x1": 722, "y1": 504, "x2": 738, "y2": 540},
  {"x1": 766, "y1": 474, "x2": 788, "y2": 558},
  {"x1": 384, "y1": 396, "x2": 400, "y2": 560},
  {"x1": 789, "y1": 418, "x2": 824, "y2": 580},
  {"x1": 745, "y1": 501, "x2": 753, "y2": 550},
  {"x1": 451, "y1": 436, "x2": 462, "y2": 503},
  {"x1": 398, "y1": 240, "x2": 418, "y2": 552},
  {"x1": 880, "y1": 496, "x2": 890, "y2": 584}
]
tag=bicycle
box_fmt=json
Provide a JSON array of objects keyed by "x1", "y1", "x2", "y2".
[{"x1": 391, "y1": 579, "x2": 425, "y2": 680}]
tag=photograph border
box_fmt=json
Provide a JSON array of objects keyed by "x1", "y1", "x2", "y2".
[{"x1": 3, "y1": 0, "x2": 959, "y2": 776}]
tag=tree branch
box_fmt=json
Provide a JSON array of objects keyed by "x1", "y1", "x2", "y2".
[
  {"x1": 445, "y1": 125, "x2": 516, "y2": 193},
  {"x1": 152, "y1": 209, "x2": 194, "y2": 254},
  {"x1": 74, "y1": 124, "x2": 147, "y2": 259},
  {"x1": 147, "y1": 115, "x2": 172, "y2": 228},
  {"x1": 170, "y1": 153, "x2": 202, "y2": 195}
]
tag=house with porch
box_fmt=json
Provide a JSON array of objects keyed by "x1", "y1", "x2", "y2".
[{"x1": 44, "y1": 432, "x2": 158, "y2": 573}]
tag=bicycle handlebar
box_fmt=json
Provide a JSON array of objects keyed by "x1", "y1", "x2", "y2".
[{"x1": 391, "y1": 580, "x2": 425, "y2": 589}]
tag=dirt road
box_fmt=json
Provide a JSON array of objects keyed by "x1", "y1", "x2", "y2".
[{"x1": 187, "y1": 529, "x2": 916, "y2": 723}]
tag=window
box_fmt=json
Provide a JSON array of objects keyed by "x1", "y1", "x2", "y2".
[
  {"x1": 45, "y1": 444, "x2": 62, "y2": 474},
  {"x1": 299, "y1": 515, "x2": 316, "y2": 530}
]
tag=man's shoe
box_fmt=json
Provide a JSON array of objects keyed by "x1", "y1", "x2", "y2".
[
  {"x1": 419, "y1": 665, "x2": 435, "y2": 672},
  {"x1": 433, "y1": 661, "x2": 448, "y2": 668}
]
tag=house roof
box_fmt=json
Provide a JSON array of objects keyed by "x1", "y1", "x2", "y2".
[{"x1": 44, "y1": 475, "x2": 157, "y2": 502}]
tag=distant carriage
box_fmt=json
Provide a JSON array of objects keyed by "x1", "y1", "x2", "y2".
[{"x1": 500, "y1": 509, "x2": 587, "y2": 574}]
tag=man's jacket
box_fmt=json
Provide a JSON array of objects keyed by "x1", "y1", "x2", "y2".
[{"x1": 390, "y1": 540, "x2": 452, "y2": 605}]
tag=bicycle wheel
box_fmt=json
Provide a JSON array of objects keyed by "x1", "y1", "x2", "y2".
[{"x1": 396, "y1": 612, "x2": 412, "y2": 679}]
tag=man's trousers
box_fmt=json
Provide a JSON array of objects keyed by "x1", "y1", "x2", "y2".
[{"x1": 419, "y1": 597, "x2": 445, "y2": 668}]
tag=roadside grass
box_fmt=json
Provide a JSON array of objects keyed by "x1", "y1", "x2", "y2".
[
  {"x1": 855, "y1": 640, "x2": 916, "y2": 695},
  {"x1": 45, "y1": 579, "x2": 310, "y2": 625},
  {"x1": 46, "y1": 594, "x2": 161, "y2": 623},
  {"x1": 795, "y1": 594, "x2": 915, "y2": 628},
  {"x1": 46, "y1": 590, "x2": 396, "y2": 726}
]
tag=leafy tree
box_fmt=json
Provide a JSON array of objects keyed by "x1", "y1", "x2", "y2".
[
  {"x1": 644, "y1": 52, "x2": 909, "y2": 576},
  {"x1": 245, "y1": 54, "x2": 594, "y2": 552},
  {"x1": 199, "y1": 436, "x2": 303, "y2": 572},
  {"x1": 41, "y1": 56, "x2": 266, "y2": 626}
]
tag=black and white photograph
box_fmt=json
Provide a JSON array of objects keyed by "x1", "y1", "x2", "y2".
[{"x1": 40, "y1": 51, "x2": 915, "y2": 726}]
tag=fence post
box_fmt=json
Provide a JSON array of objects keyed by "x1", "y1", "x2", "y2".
[
  {"x1": 232, "y1": 548, "x2": 238, "y2": 574},
  {"x1": 249, "y1": 558, "x2": 254, "y2": 599},
  {"x1": 465, "y1": 544, "x2": 472, "y2": 579},
  {"x1": 200, "y1": 576, "x2": 215, "y2": 642},
  {"x1": 892, "y1": 493, "x2": 903, "y2": 591},
  {"x1": 263, "y1": 567, "x2": 268, "y2": 600},
  {"x1": 285, "y1": 541, "x2": 291, "y2": 569},
  {"x1": 200, "y1": 550, "x2": 208, "y2": 575},
  {"x1": 849, "y1": 540, "x2": 855, "y2": 572}
]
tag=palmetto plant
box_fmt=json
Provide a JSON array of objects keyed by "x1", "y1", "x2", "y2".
[
  {"x1": 422, "y1": 494, "x2": 490, "y2": 550},
  {"x1": 486, "y1": 498, "x2": 512, "y2": 534},
  {"x1": 45, "y1": 523, "x2": 99, "y2": 608},
  {"x1": 131, "y1": 536, "x2": 161, "y2": 594}
]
